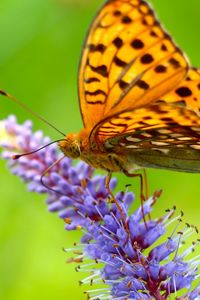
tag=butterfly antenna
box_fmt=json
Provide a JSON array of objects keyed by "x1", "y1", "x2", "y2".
[
  {"x1": 0, "y1": 89, "x2": 66, "y2": 137},
  {"x1": 12, "y1": 139, "x2": 67, "y2": 160}
]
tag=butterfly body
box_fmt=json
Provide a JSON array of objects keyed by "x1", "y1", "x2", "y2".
[
  {"x1": 59, "y1": 132, "x2": 134, "y2": 172},
  {"x1": 60, "y1": 0, "x2": 200, "y2": 176},
  {"x1": 59, "y1": 129, "x2": 200, "y2": 174}
]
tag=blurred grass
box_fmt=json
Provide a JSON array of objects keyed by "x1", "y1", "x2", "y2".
[{"x1": 0, "y1": 0, "x2": 200, "y2": 299}]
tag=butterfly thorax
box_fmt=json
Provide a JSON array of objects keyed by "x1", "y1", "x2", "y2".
[{"x1": 59, "y1": 131, "x2": 133, "y2": 172}]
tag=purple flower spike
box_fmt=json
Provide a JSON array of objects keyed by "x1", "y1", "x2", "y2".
[
  {"x1": 0, "y1": 115, "x2": 121, "y2": 230},
  {"x1": 1, "y1": 115, "x2": 200, "y2": 299},
  {"x1": 81, "y1": 206, "x2": 200, "y2": 299}
]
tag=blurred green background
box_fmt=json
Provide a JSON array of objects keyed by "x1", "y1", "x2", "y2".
[{"x1": 0, "y1": 0, "x2": 200, "y2": 299}]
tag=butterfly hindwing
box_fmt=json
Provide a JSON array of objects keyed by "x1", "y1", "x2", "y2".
[{"x1": 88, "y1": 68, "x2": 200, "y2": 172}]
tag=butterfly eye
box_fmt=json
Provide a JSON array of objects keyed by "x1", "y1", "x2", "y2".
[
  {"x1": 59, "y1": 135, "x2": 81, "y2": 159},
  {"x1": 70, "y1": 143, "x2": 81, "y2": 158}
]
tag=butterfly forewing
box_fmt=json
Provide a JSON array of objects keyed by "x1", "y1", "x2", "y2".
[
  {"x1": 162, "y1": 68, "x2": 200, "y2": 116},
  {"x1": 79, "y1": 0, "x2": 189, "y2": 129}
]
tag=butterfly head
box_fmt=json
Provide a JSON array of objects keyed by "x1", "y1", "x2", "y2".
[{"x1": 59, "y1": 133, "x2": 81, "y2": 159}]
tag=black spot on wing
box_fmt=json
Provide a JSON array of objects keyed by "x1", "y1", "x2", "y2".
[
  {"x1": 113, "y1": 10, "x2": 122, "y2": 17},
  {"x1": 118, "y1": 80, "x2": 129, "y2": 90},
  {"x1": 169, "y1": 57, "x2": 181, "y2": 69},
  {"x1": 88, "y1": 43, "x2": 106, "y2": 53},
  {"x1": 161, "y1": 117, "x2": 173, "y2": 122},
  {"x1": 140, "y1": 53, "x2": 154, "y2": 64},
  {"x1": 89, "y1": 63, "x2": 108, "y2": 77},
  {"x1": 154, "y1": 65, "x2": 167, "y2": 73},
  {"x1": 161, "y1": 44, "x2": 168, "y2": 51},
  {"x1": 131, "y1": 39, "x2": 144, "y2": 49},
  {"x1": 176, "y1": 87, "x2": 192, "y2": 97},
  {"x1": 150, "y1": 30, "x2": 158, "y2": 37},
  {"x1": 113, "y1": 37, "x2": 123, "y2": 49},
  {"x1": 86, "y1": 100, "x2": 105, "y2": 105},
  {"x1": 136, "y1": 80, "x2": 149, "y2": 90},
  {"x1": 121, "y1": 16, "x2": 132, "y2": 24},
  {"x1": 85, "y1": 89, "x2": 107, "y2": 97},
  {"x1": 114, "y1": 56, "x2": 127, "y2": 67},
  {"x1": 85, "y1": 77, "x2": 100, "y2": 83}
]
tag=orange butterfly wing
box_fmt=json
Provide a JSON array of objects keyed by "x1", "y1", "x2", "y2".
[
  {"x1": 89, "y1": 68, "x2": 200, "y2": 172},
  {"x1": 78, "y1": 0, "x2": 189, "y2": 130},
  {"x1": 161, "y1": 68, "x2": 200, "y2": 116}
]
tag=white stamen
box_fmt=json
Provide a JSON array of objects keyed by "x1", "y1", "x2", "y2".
[
  {"x1": 173, "y1": 274, "x2": 177, "y2": 295},
  {"x1": 110, "y1": 212, "x2": 123, "y2": 228},
  {"x1": 100, "y1": 225, "x2": 117, "y2": 237},
  {"x1": 95, "y1": 205, "x2": 104, "y2": 219},
  {"x1": 80, "y1": 272, "x2": 100, "y2": 284}
]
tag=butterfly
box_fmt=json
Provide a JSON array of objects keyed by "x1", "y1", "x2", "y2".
[
  {"x1": 2, "y1": 0, "x2": 200, "y2": 188},
  {"x1": 58, "y1": 0, "x2": 200, "y2": 178}
]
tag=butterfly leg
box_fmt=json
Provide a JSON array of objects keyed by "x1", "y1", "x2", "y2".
[
  {"x1": 143, "y1": 169, "x2": 151, "y2": 221},
  {"x1": 123, "y1": 169, "x2": 148, "y2": 229},
  {"x1": 143, "y1": 169, "x2": 149, "y2": 200},
  {"x1": 105, "y1": 172, "x2": 129, "y2": 234},
  {"x1": 40, "y1": 156, "x2": 65, "y2": 195}
]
